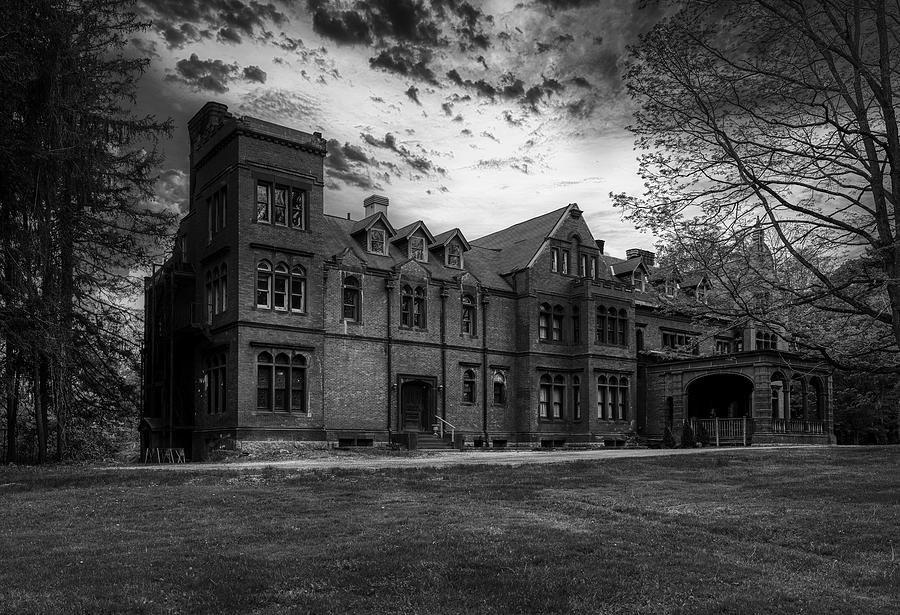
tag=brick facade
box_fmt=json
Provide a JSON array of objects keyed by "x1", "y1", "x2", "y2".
[{"x1": 141, "y1": 103, "x2": 834, "y2": 459}]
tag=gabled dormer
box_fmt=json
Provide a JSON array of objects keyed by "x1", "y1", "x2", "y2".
[
  {"x1": 430, "y1": 228, "x2": 471, "y2": 269},
  {"x1": 350, "y1": 211, "x2": 396, "y2": 257},
  {"x1": 611, "y1": 257, "x2": 651, "y2": 290},
  {"x1": 392, "y1": 220, "x2": 435, "y2": 263}
]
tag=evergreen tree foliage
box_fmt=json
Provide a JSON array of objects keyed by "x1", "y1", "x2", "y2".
[{"x1": 0, "y1": 0, "x2": 175, "y2": 462}]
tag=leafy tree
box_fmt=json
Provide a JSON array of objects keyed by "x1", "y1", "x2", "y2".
[
  {"x1": 0, "y1": 0, "x2": 175, "y2": 462},
  {"x1": 615, "y1": 0, "x2": 900, "y2": 371}
]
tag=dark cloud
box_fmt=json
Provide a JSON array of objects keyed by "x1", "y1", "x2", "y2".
[
  {"x1": 368, "y1": 45, "x2": 438, "y2": 84},
  {"x1": 165, "y1": 54, "x2": 240, "y2": 93},
  {"x1": 460, "y1": 128, "x2": 472, "y2": 135},
  {"x1": 360, "y1": 132, "x2": 445, "y2": 175},
  {"x1": 499, "y1": 76, "x2": 525, "y2": 99},
  {"x1": 154, "y1": 168, "x2": 189, "y2": 213},
  {"x1": 405, "y1": 85, "x2": 422, "y2": 105},
  {"x1": 308, "y1": 0, "x2": 494, "y2": 82},
  {"x1": 242, "y1": 65, "x2": 267, "y2": 83},
  {"x1": 447, "y1": 69, "x2": 497, "y2": 98},
  {"x1": 159, "y1": 22, "x2": 208, "y2": 49},
  {"x1": 452, "y1": 114, "x2": 463, "y2": 122},
  {"x1": 142, "y1": 1, "x2": 286, "y2": 47},
  {"x1": 480, "y1": 131, "x2": 499, "y2": 142},
  {"x1": 217, "y1": 26, "x2": 242, "y2": 44},
  {"x1": 441, "y1": 102, "x2": 453, "y2": 116},
  {"x1": 325, "y1": 139, "x2": 381, "y2": 190}
]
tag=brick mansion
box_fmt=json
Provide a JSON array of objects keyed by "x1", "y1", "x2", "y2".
[{"x1": 141, "y1": 102, "x2": 834, "y2": 459}]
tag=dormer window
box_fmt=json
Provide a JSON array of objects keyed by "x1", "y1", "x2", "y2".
[
  {"x1": 409, "y1": 236, "x2": 426, "y2": 262},
  {"x1": 368, "y1": 228, "x2": 386, "y2": 255},
  {"x1": 696, "y1": 283, "x2": 708, "y2": 303},
  {"x1": 447, "y1": 244, "x2": 462, "y2": 268},
  {"x1": 664, "y1": 279, "x2": 679, "y2": 296}
]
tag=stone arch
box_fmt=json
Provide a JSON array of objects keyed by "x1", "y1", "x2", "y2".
[{"x1": 685, "y1": 372, "x2": 754, "y2": 419}]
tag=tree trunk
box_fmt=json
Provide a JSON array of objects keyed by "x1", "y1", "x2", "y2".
[
  {"x1": 33, "y1": 353, "x2": 46, "y2": 464},
  {"x1": 4, "y1": 349, "x2": 18, "y2": 463}
]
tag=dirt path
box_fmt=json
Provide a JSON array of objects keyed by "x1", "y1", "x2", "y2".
[{"x1": 110, "y1": 444, "x2": 825, "y2": 473}]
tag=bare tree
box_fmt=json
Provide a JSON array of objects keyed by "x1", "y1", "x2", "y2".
[{"x1": 615, "y1": 0, "x2": 900, "y2": 370}]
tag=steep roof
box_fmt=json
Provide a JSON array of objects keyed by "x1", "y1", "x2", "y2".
[
  {"x1": 470, "y1": 205, "x2": 568, "y2": 274},
  {"x1": 611, "y1": 256, "x2": 648, "y2": 277},
  {"x1": 392, "y1": 220, "x2": 434, "y2": 244}
]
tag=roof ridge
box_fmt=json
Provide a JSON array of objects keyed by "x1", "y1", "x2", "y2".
[{"x1": 471, "y1": 205, "x2": 568, "y2": 244}]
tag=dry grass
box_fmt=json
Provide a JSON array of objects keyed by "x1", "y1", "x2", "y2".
[{"x1": 0, "y1": 447, "x2": 898, "y2": 614}]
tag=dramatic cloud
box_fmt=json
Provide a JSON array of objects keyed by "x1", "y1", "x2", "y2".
[
  {"x1": 242, "y1": 65, "x2": 267, "y2": 83},
  {"x1": 360, "y1": 131, "x2": 445, "y2": 176},
  {"x1": 325, "y1": 139, "x2": 382, "y2": 190},
  {"x1": 165, "y1": 54, "x2": 240, "y2": 92},
  {"x1": 142, "y1": 0, "x2": 286, "y2": 46},
  {"x1": 308, "y1": 0, "x2": 494, "y2": 83},
  {"x1": 368, "y1": 45, "x2": 438, "y2": 84},
  {"x1": 153, "y1": 168, "x2": 189, "y2": 213}
]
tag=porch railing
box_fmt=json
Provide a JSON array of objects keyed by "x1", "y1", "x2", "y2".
[
  {"x1": 687, "y1": 418, "x2": 751, "y2": 446},
  {"x1": 770, "y1": 419, "x2": 824, "y2": 434},
  {"x1": 434, "y1": 415, "x2": 455, "y2": 441}
]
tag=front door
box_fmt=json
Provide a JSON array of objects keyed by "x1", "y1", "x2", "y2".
[{"x1": 401, "y1": 381, "x2": 431, "y2": 432}]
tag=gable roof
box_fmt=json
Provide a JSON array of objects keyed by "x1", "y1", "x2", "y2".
[
  {"x1": 611, "y1": 256, "x2": 650, "y2": 277},
  {"x1": 470, "y1": 205, "x2": 569, "y2": 274},
  {"x1": 392, "y1": 220, "x2": 435, "y2": 244},
  {"x1": 350, "y1": 212, "x2": 396, "y2": 236},
  {"x1": 430, "y1": 228, "x2": 471, "y2": 251}
]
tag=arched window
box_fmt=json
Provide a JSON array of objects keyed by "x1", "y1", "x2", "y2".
[
  {"x1": 596, "y1": 306, "x2": 607, "y2": 343},
  {"x1": 636, "y1": 328, "x2": 645, "y2": 351},
  {"x1": 790, "y1": 374, "x2": 806, "y2": 420},
  {"x1": 400, "y1": 285, "x2": 413, "y2": 328},
  {"x1": 552, "y1": 375, "x2": 565, "y2": 418},
  {"x1": 618, "y1": 377, "x2": 629, "y2": 420},
  {"x1": 573, "y1": 375, "x2": 581, "y2": 421},
  {"x1": 291, "y1": 265, "x2": 306, "y2": 312},
  {"x1": 539, "y1": 374, "x2": 552, "y2": 418},
  {"x1": 552, "y1": 305, "x2": 564, "y2": 341},
  {"x1": 618, "y1": 309, "x2": 628, "y2": 346},
  {"x1": 257, "y1": 351, "x2": 308, "y2": 413},
  {"x1": 291, "y1": 354, "x2": 307, "y2": 413},
  {"x1": 597, "y1": 375, "x2": 607, "y2": 419},
  {"x1": 342, "y1": 276, "x2": 361, "y2": 322},
  {"x1": 461, "y1": 294, "x2": 476, "y2": 334},
  {"x1": 274, "y1": 353, "x2": 290, "y2": 411},
  {"x1": 492, "y1": 372, "x2": 507, "y2": 405},
  {"x1": 290, "y1": 189, "x2": 305, "y2": 229},
  {"x1": 205, "y1": 270, "x2": 213, "y2": 323},
  {"x1": 572, "y1": 306, "x2": 580, "y2": 343},
  {"x1": 539, "y1": 303, "x2": 551, "y2": 340},
  {"x1": 257, "y1": 351, "x2": 273, "y2": 409},
  {"x1": 413, "y1": 286, "x2": 426, "y2": 329},
  {"x1": 607, "y1": 307, "x2": 617, "y2": 344},
  {"x1": 608, "y1": 376, "x2": 619, "y2": 420},
  {"x1": 462, "y1": 369, "x2": 476, "y2": 403},
  {"x1": 273, "y1": 262, "x2": 289, "y2": 311},
  {"x1": 256, "y1": 261, "x2": 272, "y2": 308},
  {"x1": 205, "y1": 354, "x2": 226, "y2": 415},
  {"x1": 218, "y1": 264, "x2": 227, "y2": 313}
]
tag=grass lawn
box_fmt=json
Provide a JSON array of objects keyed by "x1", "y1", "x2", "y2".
[{"x1": 0, "y1": 447, "x2": 898, "y2": 614}]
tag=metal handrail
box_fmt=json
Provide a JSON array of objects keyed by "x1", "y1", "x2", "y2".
[{"x1": 434, "y1": 415, "x2": 455, "y2": 441}]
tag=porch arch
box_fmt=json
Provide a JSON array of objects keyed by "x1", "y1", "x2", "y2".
[{"x1": 685, "y1": 372, "x2": 754, "y2": 419}]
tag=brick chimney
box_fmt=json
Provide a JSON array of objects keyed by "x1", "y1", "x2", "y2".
[
  {"x1": 626, "y1": 248, "x2": 655, "y2": 267},
  {"x1": 595, "y1": 239, "x2": 605, "y2": 254},
  {"x1": 363, "y1": 194, "x2": 389, "y2": 217}
]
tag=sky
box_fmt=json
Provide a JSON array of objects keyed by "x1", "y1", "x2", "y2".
[{"x1": 132, "y1": 0, "x2": 666, "y2": 257}]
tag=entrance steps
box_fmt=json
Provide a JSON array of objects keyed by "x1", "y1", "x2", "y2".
[{"x1": 415, "y1": 433, "x2": 456, "y2": 450}]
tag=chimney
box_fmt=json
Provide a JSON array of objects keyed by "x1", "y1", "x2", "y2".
[
  {"x1": 752, "y1": 227, "x2": 764, "y2": 253},
  {"x1": 626, "y1": 248, "x2": 655, "y2": 267},
  {"x1": 595, "y1": 239, "x2": 605, "y2": 254},
  {"x1": 363, "y1": 194, "x2": 389, "y2": 218}
]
